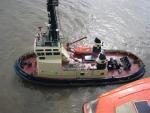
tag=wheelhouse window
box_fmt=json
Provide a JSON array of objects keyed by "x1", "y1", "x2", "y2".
[
  {"x1": 53, "y1": 49, "x2": 59, "y2": 51},
  {"x1": 53, "y1": 52, "x2": 60, "y2": 55},
  {"x1": 45, "y1": 49, "x2": 52, "y2": 51},
  {"x1": 36, "y1": 49, "x2": 44, "y2": 52},
  {"x1": 85, "y1": 99, "x2": 98, "y2": 113},
  {"x1": 46, "y1": 52, "x2": 52, "y2": 55},
  {"x1": 116, "y1": 102, "x2": 136, "y2": 113},
  {"x1": 39, "y1": 57, "x2": 45, "y2": 60},
  {"x1": 116, "y1": 101, "x2": 150, "y2": 113},
  {"x1": 134, "y1": 101, "x2": 150, "y2": 113},
  {"x1": 37, "y1": 52, "x2": 44, "y2": 56}
]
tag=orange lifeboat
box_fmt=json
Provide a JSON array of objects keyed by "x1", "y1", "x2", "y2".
[
  {"x1": 83, "y1": 77, "x2": 150, "y2": 113},
  {"x1": 74, "y1": 47, "x2": 92, "y2": 54}
]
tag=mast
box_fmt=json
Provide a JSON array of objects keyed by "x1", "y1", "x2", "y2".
[{"x1": 47, "y1": 0, "x2": 59, "y2": 44}]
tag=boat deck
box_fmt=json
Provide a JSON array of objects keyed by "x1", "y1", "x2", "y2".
[
  {"x1": 20, "y1": 57, "x2": 37, "y2": 75},
  {"x1": 19, "y1": 50, "x2": 141, "y2": 79}
]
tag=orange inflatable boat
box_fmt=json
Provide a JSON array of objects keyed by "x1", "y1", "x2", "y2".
[{"x1": 83, "y1": 77, "x2": 150, "y2": 113}]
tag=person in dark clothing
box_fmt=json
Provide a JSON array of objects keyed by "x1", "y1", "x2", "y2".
[{"x1": 93, "y1": 37, "x2": 103, "y2": 53}]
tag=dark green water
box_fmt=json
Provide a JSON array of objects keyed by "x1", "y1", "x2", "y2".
[{"x1": 0, "y1": 0, "x2": 150, "y2": 113}]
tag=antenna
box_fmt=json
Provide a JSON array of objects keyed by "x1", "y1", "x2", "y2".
[{"x1": 47, "y1": 0, "x2": 59, "y2": 44}]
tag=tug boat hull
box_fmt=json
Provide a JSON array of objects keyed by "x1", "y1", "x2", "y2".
[
  {"x1": 14, "y1": 50, "x2": 145, "y2": 86},
  {"x1": 14, "y1": 0, "x2": 145, "y2": 86}
]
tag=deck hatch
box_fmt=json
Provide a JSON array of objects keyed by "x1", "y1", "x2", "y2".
[{"x1": 84, "y1": 55, "x2": 95, "y2": 61}]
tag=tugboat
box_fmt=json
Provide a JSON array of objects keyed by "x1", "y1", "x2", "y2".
[
  {"x1": 83, "y1": 77, "x2": 150, "y2": 113},
  {"x1": 14, "y1": 0, "x2": 145, "y2": 86}
]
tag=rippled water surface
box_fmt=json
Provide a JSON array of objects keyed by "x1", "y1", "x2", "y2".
[{"x1": 0, "y1": 0, "x2": 150, "y2": 113}]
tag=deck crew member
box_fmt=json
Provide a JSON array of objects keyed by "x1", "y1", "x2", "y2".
[
  {"x1": 96, "y1": 53, "x2": 107, "y2": 70},
  {"x1": 92, "y1": 37, "x2": 103, "y2": 53}
]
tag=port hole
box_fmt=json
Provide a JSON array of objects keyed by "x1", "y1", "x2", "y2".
[
  {"x1": 100, "y1": 73, "x2": 104, "y2": 75},
  {"x1": 80, "y1": 72, "x2": 85, "y2": 76}
]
